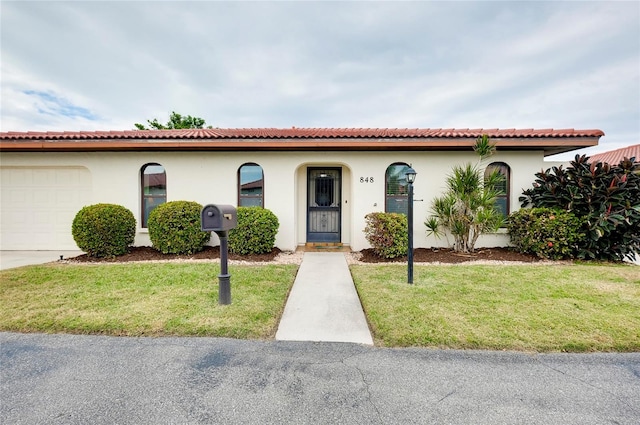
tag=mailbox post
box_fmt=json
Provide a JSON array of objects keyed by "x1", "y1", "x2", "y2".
[{"x1": 201, "y1": 204, "x2": 237, "y2": 305}]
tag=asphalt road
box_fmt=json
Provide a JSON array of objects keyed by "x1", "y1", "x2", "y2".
[{"x1": 1, "y1": 333, "x2": 638, "y2": 424}]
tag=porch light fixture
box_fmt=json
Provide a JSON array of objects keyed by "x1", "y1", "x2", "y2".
[
  {"x1": 405, "y1": 167, "x2": 417, "y2": 184},
  {"x1": 405, "y1": 167, "x2": 417, "y2": 284}
]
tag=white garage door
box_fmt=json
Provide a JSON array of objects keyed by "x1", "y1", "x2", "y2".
[{"x1": 1, "y1": 167, "x2": 92, "y2": 250}]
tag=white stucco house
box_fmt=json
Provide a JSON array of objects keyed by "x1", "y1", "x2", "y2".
[{"x1": 0, "y1": 127, "x2": 603, "y2": 252}]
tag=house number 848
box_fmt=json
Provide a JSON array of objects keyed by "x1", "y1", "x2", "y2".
[{"x1": 360, "y1": 177, "x2": 374, "y2": 183}]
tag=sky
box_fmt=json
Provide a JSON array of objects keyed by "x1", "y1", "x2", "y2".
[{"x1": 1, "y1": 1, "x2": 638, "y2": 160}]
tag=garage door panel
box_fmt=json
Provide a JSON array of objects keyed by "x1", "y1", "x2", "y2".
[
  {"x1": 1, "y1": 167, "x2": 92, "y2": 250},
  {"x1": 3, "y1": 188, "x2": 27, "y2": 204},
  {"x1": 55, "y1": 230, "x2": 76, "y2": 247},
  {"x1": 33, "y1": 211, "x2": 53, "y2": 225},
  {"x1": 32, "y1": 169, "x2": 53, "y2": 185},
  {"x1": 2, "y1": 231, "x2": 30, "y2": 250},
  {"x1": 58, "y1": 169, "x2": 88, "y2": 186},
  {"x1": 55, "y1": 212, "x2": 78, "y2": 231},
  {"x1": 3, "y1": 168, "x2": 29, "y2": 184},
  {"x1": 33, "y1": 189, "x2": 53, "y2": 206},
  {"x1": 33, "y1": 232, "x2": 54, "y2": 246},
  {"x1": 57, "y1": 190, "x2": 75, "y2": 204},
  {"x1": 6, "y1": 211, "x2": 28, "y2": 225},
  {"x1": 55, "y1": 169, "x2": 73, "y2": 184}
]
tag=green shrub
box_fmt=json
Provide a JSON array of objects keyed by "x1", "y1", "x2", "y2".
[
  {"x1": 364, "y1": 212, "x2": 408, "y2": 259},
  {"x1": 147, "y1": 201, "x2": 210, "y2": 254},
  {"x1": 228, "y1": 207, "x2": 279, "y2": 255},
  {"x1": 520, "y1": 155, "x2": 640, "y2": 261},
  {"x1": 72, "y1": 203, "x2": 136, "y2": 257},
  {"x1": 508, "y1": 208, "x2": 586, "y2": 260}
]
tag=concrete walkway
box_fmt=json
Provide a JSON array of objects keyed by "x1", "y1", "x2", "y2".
[
  {"x1": 0, "y1": 251, "x2": 82, "y2": 270},
  {"x1": 276, "y1": 252, "x2": 373, "y2": 345}
]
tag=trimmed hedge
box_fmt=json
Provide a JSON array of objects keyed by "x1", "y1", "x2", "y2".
[
  {"x1": 228, "y1": 207, "x2": 279, "y2": 255},
  {"x1": 508, "y1": 208, "x2": 586, "y2": 260},
  {"x1": 364, "y1": 212, "x2": 408, "y2": 259},
  {"x1": 148, "y1": 201, "x2": 210, "y2": 254},
  {"x1": 72, "y1": 203, "x2": 136, "y2": 257}
]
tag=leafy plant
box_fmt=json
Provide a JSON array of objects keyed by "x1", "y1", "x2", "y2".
[
  {"x1": 507, "y1": 208, "x2": 586, "y2": 260},
  {"x1": 72, "y1": 203, "x2": 136, "y2": 257},
  {"x1": 425, "y1": 135, "x2": 505, "y2": 252},
  {"x1": 520, "y1": 155, "x2": 640, "y2": 261},
  {"x1": 228, "y1": 207, "x2": 279, "y2": 255},
  {"x1": 134, "y1": 111, "x2": 212, "y2": 130},
  {"x1": 147, "y1": 201, "x2": 210, "y2": 254},
  {"x1": 364, "y1": 212, "x2": 408, "y2": 259}
]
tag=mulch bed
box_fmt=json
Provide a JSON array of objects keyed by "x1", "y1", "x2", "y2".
[
  {"x1": 71, "y1": 246, "x2": 282, "y2": 263},
  {"x1": 70, "y1": 246, "x2": 541, "y2": 264},
  {"x1": 358, "y1": 247, "x2": 542, "y2": 263}
]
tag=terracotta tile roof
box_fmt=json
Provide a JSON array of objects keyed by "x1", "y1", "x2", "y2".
[
  {"x1": 589, "y1": 144, "x2": 639, "y2": 165},
  {"x1": 0, "y1": 127, "x2": 604, "y2": 140},
  {"x1": 0, "y1": 127, "x2": 603, "y2": 156}
]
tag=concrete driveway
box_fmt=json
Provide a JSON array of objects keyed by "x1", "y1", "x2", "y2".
[{"x1": 0, "y1": 251, "x2": 82, "y2": 270}]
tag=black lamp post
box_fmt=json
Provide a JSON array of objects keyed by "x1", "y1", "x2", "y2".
[{"x1": 405, "y1": 167, "x2": 417, "y2": 284}]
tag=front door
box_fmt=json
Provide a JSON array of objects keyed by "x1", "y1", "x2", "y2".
[{"x1": 307, "y1": 168, "x2": 341, "y2": 243}]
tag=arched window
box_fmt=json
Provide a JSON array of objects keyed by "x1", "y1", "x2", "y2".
[
  {"x1": 141, "y1": 163, "x2": 166, "y2": 228},
  {"x1": 385, "y1": 162, "x2": 411, "y2": 215},
  {"x1": 238, "y1": 163, "x2": 264, "y2": 207},
  {"x1": 485, "y1": 162, "x2": 510, "y2": 221}
]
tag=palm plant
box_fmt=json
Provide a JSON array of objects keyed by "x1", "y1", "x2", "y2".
[{"x1": 425, "y1": 135, "x2": 505, "y2": 253}]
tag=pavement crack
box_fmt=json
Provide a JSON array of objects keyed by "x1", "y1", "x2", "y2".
[
  {"x1": 437, "y1": 389, "x2": 456, "y2": 403},
  {"x1": 343, "y1": 356, "x2": 383, "y2": 423}
]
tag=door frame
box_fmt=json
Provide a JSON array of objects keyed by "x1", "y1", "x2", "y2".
[{"x1": 306, "y1": 167, "x2": 342, "y2": 243}]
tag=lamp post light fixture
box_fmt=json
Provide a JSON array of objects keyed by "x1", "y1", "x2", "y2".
[{"x1": 405, "y1": 167, "x2": 417, "y2": 284}]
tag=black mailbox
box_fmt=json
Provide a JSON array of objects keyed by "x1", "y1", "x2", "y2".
[{"x1": 201, "y1": 204, "x2": 237, "y2": 232}]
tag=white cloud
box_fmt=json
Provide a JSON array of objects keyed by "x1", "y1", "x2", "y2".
[{"x1": 0, "y1": 0, "x2": 638, "y2": 153}]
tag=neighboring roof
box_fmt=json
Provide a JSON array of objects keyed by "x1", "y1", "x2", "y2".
[
  {"x1": 145, "y1": 173, "x2": 166, "y2": 187},
  {"x1": 0, "y1": 127, "x2": 603, "y2": 156},
  {"x1": 589, "y1": 144, "x2": 639, "y2": 165},
  {"x1": 241, "y1": 179, "x2": 264, "y2": 190}
]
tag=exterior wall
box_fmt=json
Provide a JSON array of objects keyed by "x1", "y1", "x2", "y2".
[
  {"x1": 305, "y1": 150, "x2": 544, "y2": 251},
  {"x1": 0, "y1": 149, "x2": 546, "y2": 251}
]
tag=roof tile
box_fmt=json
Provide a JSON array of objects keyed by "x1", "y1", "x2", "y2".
[
  {"x1": 589, "y1": 144, "x2": 639, "y2": 165},
  {"x1": 0, "y1": 127, "x2": 605, "y2": 140}
]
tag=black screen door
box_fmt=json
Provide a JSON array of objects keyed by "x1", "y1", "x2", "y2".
[{"x1": 307, "y1": 168, "x2": 341, "y2": 243}]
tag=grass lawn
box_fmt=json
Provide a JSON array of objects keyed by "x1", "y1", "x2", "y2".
[
  {"x1": 3, "y1": 260, "x2": 640, "y2": 352},
  {"x1": 0, "y1": 263, "x2": 297, "y2": 339},
  {"x1": 351, "y1": 263, "x2": 640, "y2": 352}
]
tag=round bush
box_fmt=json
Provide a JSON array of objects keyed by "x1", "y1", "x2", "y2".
[
  {"x1": 229, "y1": 207, "x2": 279, "y2": 255},
  {"x1": 72, "y1": 203, "x2": 136, "y2": 257},
  {"x1": 148, "y1": 201, "x2": 210, "y2": 254},
  {"x1": 364, "y1": 212, "x2": 408, "y2": 259},
  {"x1": 507, "y1": 207, "x2": 586, "y2": 260}
]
